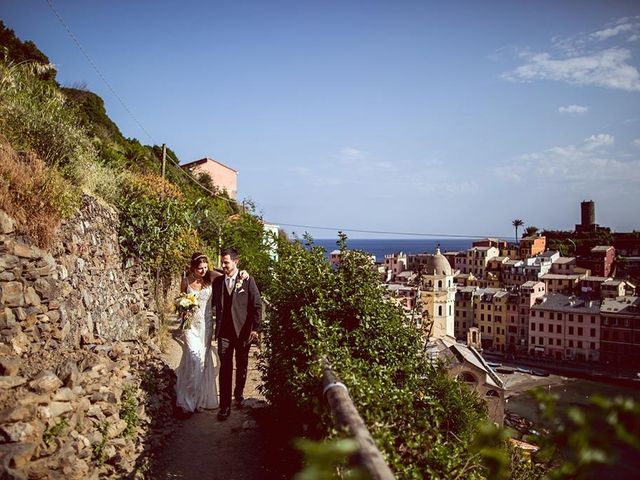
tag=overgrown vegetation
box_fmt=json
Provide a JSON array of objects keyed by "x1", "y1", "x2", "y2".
[
  {"x1": 261, "y1": 234, "x2": 493, "y2": 478},
  {"x1": 0, "y1": 22, "x2": 273, "y2": 285}
]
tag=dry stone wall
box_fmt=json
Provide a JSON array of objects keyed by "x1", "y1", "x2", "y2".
[{"x1": 0, "y1": 195, "x2": 178, "y2": 479}]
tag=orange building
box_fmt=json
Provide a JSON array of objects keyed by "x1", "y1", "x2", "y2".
[{"x1": 519, "y1": 235, "x2": 546, "y2": 258}]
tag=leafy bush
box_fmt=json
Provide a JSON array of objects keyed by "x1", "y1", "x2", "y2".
[
  {"x1": 0, "y1": 59, "x2": 98, "y2": 177},
  {"x1": 261, "y1": 235, "x2": 490, "y2": 478},
  {"x1": 116, "y1": 172, "x2": 198, "y2": 275}
]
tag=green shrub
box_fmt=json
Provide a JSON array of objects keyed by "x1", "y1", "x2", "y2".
[
  {"x1": 261, "y1": 234, "x2": 489, "y2": 478},
  {"x1": 0, "y1": 59, "x2": 98, "y2": 177}
]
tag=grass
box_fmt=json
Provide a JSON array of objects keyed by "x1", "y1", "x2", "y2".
[{"x1": 0, "y1": 140, "x2": 79, "y2": 247}]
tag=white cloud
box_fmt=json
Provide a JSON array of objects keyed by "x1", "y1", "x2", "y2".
[
  {"x1": 590, "y1": 17, "x2": 640, "y2": 42},
  {"x1": 633, "y1": 138, "x2": 640, "y2": 148},
  {"x1": 496, "y1": 133, "x2": 640, "y2": 191},
  {"x1": 335, "y1": 147, "x2": 366, "y2": 161},
  {"x1": 503, "y1": 48, "x2": 640, "y2": 91},
  {"x1": 411, "y1": 180, "x2": 479, "y2": 195},
  {"x1": 503, "y1": 17, "x2": 640, "y2": 92},
  {"x1": 558, "y1": 104, "x2": 588, "y2": 115},
  {"x1": 583, "y1": 133, "x2": 614, "y2": 150}
]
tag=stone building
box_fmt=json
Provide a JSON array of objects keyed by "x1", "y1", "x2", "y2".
[{"x1": 424, "y1": 337, "x2": 505, "y2": 424}]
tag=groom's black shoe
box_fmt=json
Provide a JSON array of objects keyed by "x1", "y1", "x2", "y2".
[
  {"x1": 217, "y1": 406, "x2": 231, "y2": 421},
  {"x1": 234, "y1": 396, "x2": 245, "y2": 409}
]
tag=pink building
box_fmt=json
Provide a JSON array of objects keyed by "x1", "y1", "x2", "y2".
[
  {"x1": 182, "y1": 157, "x2": 238, "y2": 199},
  {"x1": 529, "y1": 294, "x2": 601, "y2": 361}
]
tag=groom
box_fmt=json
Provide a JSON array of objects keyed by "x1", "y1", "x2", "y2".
[{"x1": 212, "y1": 248, "x2": 262, "y2": 421}]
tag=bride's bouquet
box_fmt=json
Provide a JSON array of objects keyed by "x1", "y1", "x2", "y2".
[{"x1": 175, "y1": 292, "x2": 199, "y2": 330}]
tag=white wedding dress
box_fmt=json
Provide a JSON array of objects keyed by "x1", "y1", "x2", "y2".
[{"x1": 175, "y1": 283, "x2": 219, "y2": 412}]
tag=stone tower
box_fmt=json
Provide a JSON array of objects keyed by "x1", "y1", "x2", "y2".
[{"x1": 418, "y1": 248, "x2": 456, "y2": 340}]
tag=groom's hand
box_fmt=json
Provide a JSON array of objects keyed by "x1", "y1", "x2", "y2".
[{"x1": 248, "y1": 330, "x2": 259, "y2": 344}]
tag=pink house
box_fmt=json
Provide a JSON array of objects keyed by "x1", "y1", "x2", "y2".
[{"x1": 181, "y1": 157, "x2": 238, "y2": 199}]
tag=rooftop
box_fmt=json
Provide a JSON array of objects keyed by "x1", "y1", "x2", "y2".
[
  {"x1": 554, "y1": 257, "x2": 576, "y2": 264},
  {"x1": 531, "y1": 294, "x2": 601, "y2": 313},
  {"x1": 181, "y1": 156, "x2": 238, "y2": 173},
  {"x1": 600, "y1": 296, "x2": 640, "y2": 315}
]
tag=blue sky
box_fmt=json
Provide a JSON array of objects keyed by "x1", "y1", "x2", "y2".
[{"x1": 3, "y1": 1, "x2": 640, "y2": 239}]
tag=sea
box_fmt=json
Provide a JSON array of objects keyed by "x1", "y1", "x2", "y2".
[{"x1": 312, "y1": 238, "x2": 476, "y2": 262}]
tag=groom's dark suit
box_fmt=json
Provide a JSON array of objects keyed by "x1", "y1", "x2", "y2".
[{"x1": 212, "y1": 273, "x2": 262, "y2": 414}]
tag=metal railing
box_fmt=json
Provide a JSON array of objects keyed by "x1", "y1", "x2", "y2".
[{"x1": 322, "y1": 361, "x2": 395, "y2": 480}]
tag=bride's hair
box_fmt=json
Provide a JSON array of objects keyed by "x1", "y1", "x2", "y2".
[
  {"x1": 190, "y1": 252, "x2": 208, "y2": 268},
  {"x1": 188, "y1": 252, "x2": 214, "y2": 285}
]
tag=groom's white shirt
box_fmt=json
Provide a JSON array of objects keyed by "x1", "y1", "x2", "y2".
[{"x1": 225, "y1": 270, "x2": 238, "y2": 295}]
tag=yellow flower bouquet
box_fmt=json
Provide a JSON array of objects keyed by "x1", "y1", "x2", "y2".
[{"x1": 175, "y1": 292, "x2": 199, "y2": 330}]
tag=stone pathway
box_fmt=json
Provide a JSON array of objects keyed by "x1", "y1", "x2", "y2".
[{"x1": 148, "y1": 328, "x2": 280, "y2": 479}]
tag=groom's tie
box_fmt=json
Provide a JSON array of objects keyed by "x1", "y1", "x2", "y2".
[{"x1": 226, "y1": 276, "x2": 234, "y2": 295}]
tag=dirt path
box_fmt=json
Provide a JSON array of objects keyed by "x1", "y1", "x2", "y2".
[{"x1": 149, "y1": 327, "x2": 279, "y2": 479}]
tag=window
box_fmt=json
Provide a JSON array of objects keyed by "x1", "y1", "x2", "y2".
[
  {"x1": 550, "y1": 312, "x2": 555, "y2": 320},
  {"x1": 481, "y1": 314, "x2": 484, "y2": 321},
  {"x1": 548, "y1": 337, "x2": 553, "y2": 345},
  {"x1": 569, "y1": 326, "x2": 574, "y2": 335},
  {"x1": 578, "y1": 315, "x2": 583, "y2": 322},
  {"x1": 438, "y1": 306, "x2": 442, "y2": 316},
  {"x1": 591, "y1": 316, "x2": 596, "y2": 323},
  {"x1": 556, "y1": 339, "x2": 561, "y2": 346},
  {"x1": 558, "y1": 313, "x2": 563, "y2": 320},
  {"x1": 481, "y1": 326, "x2": 485, "y2": 332},
  {"x1": 569, "y1": 340, "x2": 574, "y2": 347},
  {"x1": 538, "y1": 337, "x2": 543, "y2": 345},
  {"x1": 488, "y1": 326, "x2": 492, "y2": 333},
  {"x1": 578, "y1": 341, "x2": 583, "y2": 348},
  {"x1": 578, "y1": 327, "x2": 583, "y2": 336},
  {"x1": 569, "y1": 314, "x2": 574, "y2": 321},
  {"x1": 557, "y1": 325, "x2": 562, "y2": 334},
  {"x1": 530, "y1": 336, "x2": 535, "y2": 344},
  {"x1": 591, "y1": 342, "x2": 596, "y2": 349},
  {"x1": 531, "y1": 323, "x2": 536, "y2": 331},
  {"x1": 590, "y1": 328, "x2": 596, "y2": 337}
]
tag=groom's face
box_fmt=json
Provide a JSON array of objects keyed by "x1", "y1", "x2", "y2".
[{"x1": 221, "y1": 254, "x2": 239, "y2": 276}]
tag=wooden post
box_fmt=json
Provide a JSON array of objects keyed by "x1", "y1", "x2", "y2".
[
  {"x1": 161, "y1": 143, "x2": 167, "y2": 178},
  {"x1": 322, "y1": 365, "x2": 395, "y2": 480}
]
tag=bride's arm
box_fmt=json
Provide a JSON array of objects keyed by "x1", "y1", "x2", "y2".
[{"x1": 180, "y1": 276, "x2": 188, "y2": 293}]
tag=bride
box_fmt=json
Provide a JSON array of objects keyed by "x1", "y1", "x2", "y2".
[{"x1": 175, "y1": 252, "x2": 220, "y2": 413}]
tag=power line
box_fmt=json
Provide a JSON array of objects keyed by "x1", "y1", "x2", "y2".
[
  {"x1": 45, "y1": 0, "x2": 156, "y2": 144},
  {"x1": 271, "y1": 223, "x2": 497, "y2": 239},
  {"x1": 45, "y1": 0, "x2": 238, "y2": 205}
]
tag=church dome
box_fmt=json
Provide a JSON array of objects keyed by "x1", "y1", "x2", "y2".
[{"x1": 424, "y1": 248, "x2": 452, "y2": 276}]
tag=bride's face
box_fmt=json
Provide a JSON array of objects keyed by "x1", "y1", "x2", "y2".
[{"x1": 193, "y1": 261, "x2": 208, "y2": 278}]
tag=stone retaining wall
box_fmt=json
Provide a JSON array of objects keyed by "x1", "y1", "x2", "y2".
[{"x1": 0, "y1": 195, "x2": 177, "y2": 479}]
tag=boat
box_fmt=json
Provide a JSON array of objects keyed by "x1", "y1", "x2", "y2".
[
  {"x1": 486, "y1": 362, "x2": 502, "y2": 368},
  {"x1": 516, "y1": 367, "x2": 533, "y2": 374},
  {"x1": 531, "y1": 369, "x2": 550, "y2": 377},
  {"x1": 496, "y1": 366, "x2": 515, "y2": 374}
]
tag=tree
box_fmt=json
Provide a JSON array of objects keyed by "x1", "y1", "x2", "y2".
[
  {"x1": 524, "y1": 225, "x2": 539, "y2": 237},
  {"x1": 512, "y1": 219, "x2": 524, "y2": 243}
]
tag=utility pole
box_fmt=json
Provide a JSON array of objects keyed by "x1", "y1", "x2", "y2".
[{"x1": 161, "y1": 143, "x2": 167, "y2": 178}]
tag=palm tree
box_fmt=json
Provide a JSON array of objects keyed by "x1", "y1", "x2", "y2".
[
  {"x1": 524, "y1": 225, "x2": 539, "y2": 237},
  {"x1": 512, "y1": 219, "x2": 524, "y2": 243}
]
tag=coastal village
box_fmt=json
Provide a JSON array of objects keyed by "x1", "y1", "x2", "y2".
[{"x1": 329, "y1": 200, "x2": 640, "y2": 425}]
